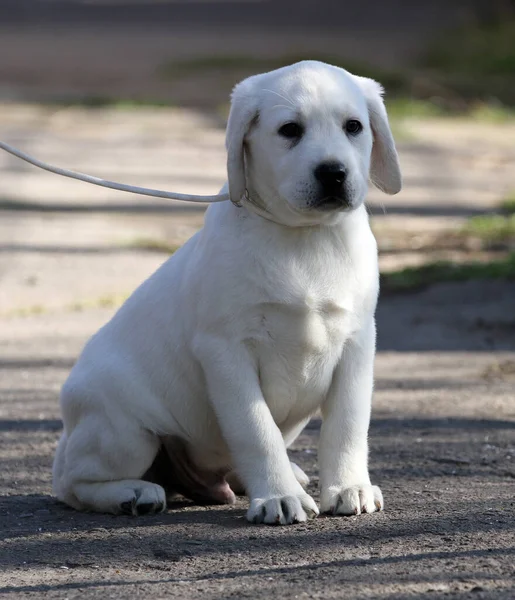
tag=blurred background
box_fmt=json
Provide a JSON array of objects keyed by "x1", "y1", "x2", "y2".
[
  {"x1": 0, "y1": 1, "x2": 514, "y2": 338},
  {"x1": 1, "y1": 0, "x2": 515, "y2": 109},
  {"x1": 1, "y1": 3, "x2": 515, "y2": 594},
  {"x1": 1, "y1": 0, "x2": 514, "y2": 310}
]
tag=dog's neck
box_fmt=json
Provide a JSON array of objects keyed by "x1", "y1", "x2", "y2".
[{"x1": 240, "y1": 189, "x2": 284, "y2": 225}]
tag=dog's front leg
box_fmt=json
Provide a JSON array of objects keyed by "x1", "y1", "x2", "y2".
[
  {"x1": 319, "y1": 319, "x2": 384, "y2": 516},
  {"x1": 195, "y1": 337, "x2": 318, "y2": 525}
]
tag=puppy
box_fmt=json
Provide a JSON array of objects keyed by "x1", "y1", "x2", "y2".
[{"x1": 53, "y1": 60, "x2": 401, "y2": 525}]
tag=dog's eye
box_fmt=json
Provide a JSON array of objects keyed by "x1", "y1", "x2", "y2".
[
  {"x1": 278, "y1": 122, "x2": 304, "y2": 139},
  {"x1": 345, "y1": 119, "x2": 363, "y2": 135}
]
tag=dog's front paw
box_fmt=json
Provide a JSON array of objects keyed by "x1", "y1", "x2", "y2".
[
  {"x1": 321, "y1": 484, "x2": 383, "y2": 516},
  {"x1": 247, "y1": 493, "x2": 319, "y2": 525}
]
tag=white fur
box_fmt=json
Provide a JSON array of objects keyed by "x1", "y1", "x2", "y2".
[{"x1": 53, "y1": 61, "x2": 401, "y2": 525}]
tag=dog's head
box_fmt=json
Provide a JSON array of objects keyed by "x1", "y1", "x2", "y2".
[{"x1": 226, "y1": 61, "x2": 402, "y2": 226}]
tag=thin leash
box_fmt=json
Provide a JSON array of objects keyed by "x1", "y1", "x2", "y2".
[{"x1": 0, "y1": 140, "x2": 230, "y2": 204}]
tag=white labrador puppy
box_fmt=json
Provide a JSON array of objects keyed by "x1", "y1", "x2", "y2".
[{"x1": 53, "y1": 60, "x2": 401, "y2": 525}]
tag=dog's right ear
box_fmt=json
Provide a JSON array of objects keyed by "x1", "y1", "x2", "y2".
[{"x1": 226, "y1": 78, "x2": 259, "y2": 205}]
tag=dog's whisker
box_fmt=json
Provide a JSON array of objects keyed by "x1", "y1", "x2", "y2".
[
  {"x1": 262, "y1": 88, "x2": 296, "y2": 108},
  {"x1": 270, "y1": 104, "x2": 297, "y2": 111}
]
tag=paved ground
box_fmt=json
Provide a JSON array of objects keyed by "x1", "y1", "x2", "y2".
[
  {"x1": 1, "y1": 296, "x2": 514, "y2": 599},
  {"x1": 0, "y1": 104, "x2": 514, "y2": 598}
]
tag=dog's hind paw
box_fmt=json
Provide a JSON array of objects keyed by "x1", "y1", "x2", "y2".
[{"x1": 116, "y1": 482, "x2": 167, "y2": 516}]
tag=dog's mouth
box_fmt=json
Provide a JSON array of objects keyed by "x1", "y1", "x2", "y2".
[{"x1": 310, "y1": 195, "x2": 352, "y2": 212}]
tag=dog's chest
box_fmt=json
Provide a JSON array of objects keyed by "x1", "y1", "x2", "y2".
[
  {"x1": 259, "y1": 294, "x2": 353, "y2": 358},
  {"x1": 251, "y1": 282, "x2": 360, "y2": 425},
  {"x1": 230, "y1": 216, "x2": 378, "y2": 426}
]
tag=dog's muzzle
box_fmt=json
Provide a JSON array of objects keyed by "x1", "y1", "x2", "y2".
[{"x1": 312, "y1": 161, "x2": 351, "y2": 211}]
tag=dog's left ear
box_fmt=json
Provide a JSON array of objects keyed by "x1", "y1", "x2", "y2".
[
  {"x1": 225, "y1": 78, "x2": 260, "y2": 205},
  {"x1": 352, "y1": 76, "x2": 402, "y2": 195}
]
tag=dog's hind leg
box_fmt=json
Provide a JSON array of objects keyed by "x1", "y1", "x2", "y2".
[
  {"x1": 53, "y1": 412, "x2": 166, "y2": 516},
  {"x1": 144, "y1": 437, "x2": 236, "y2": 506}
]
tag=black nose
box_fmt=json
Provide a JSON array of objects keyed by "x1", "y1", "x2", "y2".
[{"x1": 314, "y1": 162, "x2": 346, "y2": 190}]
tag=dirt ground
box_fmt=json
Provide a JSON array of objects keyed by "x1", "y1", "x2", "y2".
[
  {"x1": 1, "y1": 99, "x2": 515, "y2": 599},
  {"x1": 1, "y1": 283, "x2": 514, "y2": 599}
]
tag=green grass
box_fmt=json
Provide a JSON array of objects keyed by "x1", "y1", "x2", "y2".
[
  {"x1": 2, "y1": 292, "x2": 130, "y2": 318},
  {"x1": 381, "y1": 254, "x2": 515, "y2": 294},
  {"x1": 67, "y1": 293, "x2": 129, "y2": 312},
  {"x1": 422, "y1": 18, "x2": 515, "y2": 77},
  {"x1": 159, "y1": 54, "x2": 407, "y2": 94},
  {"x1": 161, "y1": 51, "x2": 515, "y2": 118},
  {"x1": 419, "y1": 17, "x2": 515, "y2": 107},
  {"x1": 5, "y1": 304, "x2": 47, "y2": 318},
  {"x1": 39, "y1": 34, "x2": 515, "y2": 114},
  {"x1": 13, "y1": 17, "x2": 515, "y2": 113},
  {"x1": 501, "y1": 194, "x2": 515, "y2": 214},
  {"x1": 385, "y1": 98, "x2": 447, "y2": 119},
  {"x1": 48, "y1": 96, "x2": 175, "y2": 109},
  {"x1": 0, "y1": 293, "x2": 130, "y2": 318},
  {"x1": 468, "y1": 103, "x2": 515, "y2": 123},
  {"x1": 462, "y1": 214, "x2": 515, "y2": 243},
  {"x1": 385, "y1": 98, "x2": 515, "y2": 122}
]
